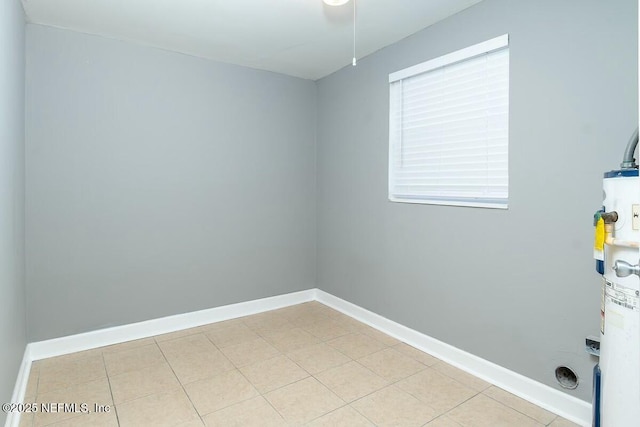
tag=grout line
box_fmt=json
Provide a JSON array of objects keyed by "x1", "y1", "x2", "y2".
[
  {"x1": 301, "y1": 403, "x2": 350, "y2": 425},
  {"x1": 437, "y1": 393, "x2": 481, "y2": 421},
  {"x1": 199, "y1": 328, "x2": 223, "y2": 351},
  {"x1": 347, "y1": 401, "x2": 380, "y2": 426},
  {"x1": 259, "y1": 388, "x2": 289, "y2": 424},
  {"x1": 38, "y1": 361, "x2": 112, "y2": 426},
  {"x1": 481, "y1": 388, "x2": 551, "y2": 425},
  {"x1": 101, "y1": 352, "x2": 121, "y2": 427},
  {"x1": 232, "y1": 364, "x2": 289, "y2": 423},
  {"x1": 28, "y1": 362, "x2": 39, "y2": 427},
  {"x1": 30, "y1": 302, "x2": 565, "y2": 427},
  {"x1": 154, "y1": 331, "x2": 280, "y2": 421},
  {"x1": 33, "y1": 362, "x2": 40, "y2": 400},
  {"x1": 42, "y1": 306, "x2": 404, "y2": 424},
  {"x1": 152, "y1": 326, "x2": 207, "y2": 345},
  {"x1": 419, "y1": 414, "x2": 463, "y2": 427},
  {"x1": 154, "y1": 339, "x2": 209, "y2": 425}
]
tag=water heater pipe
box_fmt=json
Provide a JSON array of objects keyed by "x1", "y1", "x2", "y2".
[
  {"x1": 604, "y1": 223, "x2": 640, "y2": 248},
  {"x1": 620, "y1": 127, "x2": 639, "y2": 169}
]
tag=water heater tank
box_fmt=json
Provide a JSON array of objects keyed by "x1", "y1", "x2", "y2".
[{"x1": 599, "y1": 169, "x2": 640, "y2": 426}]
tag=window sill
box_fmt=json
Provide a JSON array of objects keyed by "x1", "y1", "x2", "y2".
[{"x1": 388, "y1": 196, "x2": 508, "y2": 210}]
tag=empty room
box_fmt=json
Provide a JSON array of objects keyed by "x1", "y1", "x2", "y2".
[{"x1": 1, "y1": 0, "x2": 638, "y2": 426}]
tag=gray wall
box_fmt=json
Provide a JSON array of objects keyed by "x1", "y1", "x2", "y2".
[
  {"x1": 0, "y1": 0, "x2": 26, "y2": 419},
  {"x1": 23, "y1": 0, "x2": 637, "y2": 404},
  {"x1": 316, "y1": 0, "x2": 637, "y2": 401},
  {"x1": 26, "y1": 25, "x2": 317, "y2": 341}
]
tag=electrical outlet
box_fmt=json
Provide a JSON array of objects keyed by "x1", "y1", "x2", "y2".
[{"x1": 586, "y1": 336, "x2": 600, "y2": 357}]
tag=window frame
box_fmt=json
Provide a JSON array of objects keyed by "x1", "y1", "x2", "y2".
[{"x1": 388, "y1": 34, "x2": 510, "y2": 209}]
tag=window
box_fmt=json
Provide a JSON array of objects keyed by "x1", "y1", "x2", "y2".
[{"x1": 388, "y1": 34, "x2": 509, "y2": 209}]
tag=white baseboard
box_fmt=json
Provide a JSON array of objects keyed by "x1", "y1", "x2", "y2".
[
  {"x1": 6, "y1": 347, "x2": 32, "y2": 427},
  {"x1": 315, "y1": 289, "x2": 591, "y2": 427},
  {"x1": 9, "y1": 287, "x2": 591, "y2": 427},
  {"x1": 29, "y1": 289, "x2": 316, "y2": 361}
]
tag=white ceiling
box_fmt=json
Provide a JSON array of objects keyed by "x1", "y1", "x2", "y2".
[{"x1": 22, "y1": 0, "x2": 483, "y2": 80}]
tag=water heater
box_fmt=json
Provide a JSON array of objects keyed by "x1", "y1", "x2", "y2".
[{"x1": 594, "y1": 129, "x2": 640, "y2": 426}]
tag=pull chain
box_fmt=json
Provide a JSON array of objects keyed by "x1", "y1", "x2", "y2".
[{"x1": 352, "y1": 0, "x2": 357, "y2": 66}]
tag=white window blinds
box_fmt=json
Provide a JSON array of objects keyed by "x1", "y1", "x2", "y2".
[{"x1": 389, "y1": 34, "x2": 509, "y2": 209}]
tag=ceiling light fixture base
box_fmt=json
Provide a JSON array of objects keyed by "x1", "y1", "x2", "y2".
[{"x1": 323, "y1": 0, "x2": 350, "y2": 6}]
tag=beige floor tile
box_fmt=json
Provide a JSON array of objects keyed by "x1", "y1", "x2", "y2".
[
  {"x1": 287, "y1": 343, "x2": 351, "y2": 374},
  {"x1": 307, "y1": 405, "x2": 374, "y2": 427},
  {"x1": 204, "y1": 321, "x2": 259, "y2": 348},
  {"x1": 24, "y1": 364, "x2": 40, "y2": 400},
  {"x1": 103, "y1": 343, "x2": 166, "y2": 376},
  {"x1": 109, "y1": 362, "x2": 181, "y2": 404},
  {"x1": 311, "y1": 303, "x2": 343, "y2": 318},
  {"x1": 243, "y1": 311, "x2": 294, "y2": 335},
  {"x1": 393, "y1": 343, "x2": 440, "y2": 366},
  {"x1": 220, "y1": 337, "x2": 280, "y2": 367},
  {"x1": 447, "y1": 394, "x2": 543, "y2": 427},
  {"x1": 44, "y1": 410, "x2": 118, "y2": 427},
  {"x1": 202, "y1": 396, "x2": 286, "y2": 427},
  {"x1": 432, "y1": 362, "x2": 491, "y2": 392},
  {"x1": 313, "y1": 302, "x2": 339, "y2": 316},
  {"x1": 37, "y1": 354, "x2": 106, "y2": 394},
  {"x1": 174, "y1": 420, "x2": 206, "y2": 427},
  {"x1": 331, "y1": 314, "x2": 368, "y2": 332},
  {"x1": 34, "y1": 378, "x2": 112, "y2": 427},
  {"x1": 315, "y1": 361, "x2": 389, "y2": 403},
  {"x1": 548, "y1": 417, "x2": 581, "y2": 427},
  {"x1": 358, "y1": 347, "x2": 427, "y2": 382},
  {"x1": 301, "y1": 318, "x2": 350, "y2": 341},
  {"x1": 288, "y1": 312, "x2": 332, "y2": 329},
  {"x1": 396, "y1": 368, "x2": 477, "y2": 414},
  {"x1": 351, "y1": 385, "x2": 437, "y2": 427},
  {"x1": 17, "y1": 411, "x2": 34, "y2": 427},
  {"x1": 167, "y1": 349, "x2": 235, "y2": 385},
  {"x1": 154, "y1": 325, "x2": 207, "y2": 343},
  {"x1": 184, "y1": 370, "x2": 258, "y2": 416},
  {"x1": 239, "y1": 355, "x2": 308, "y2": 394},
  {"x1": 327, "y1": 333, "x2": 388, "y2": 359},
  {"x1": 358, "y1": 326, "x2": 401, "y2": 346},
  {"x1": 158, "y1": 333, "x2": 217, "y2": 356},
  {"x1": 20, "y1": 304, "x2": 565, "y2": 427},
  {"x1": 271, "y1": 304, "x2": 311, "y2": 321},
  {"x1": 425, "y1": 415, "x2": 463, "y2": 426},
  {"x1": 484, "y1": 386, "x2": 556, "y2": 425},
  {"x1": 158, "y1": 334, "x2": 234, "y2": 384},
  {"x1": 29, "y1": 359, "x2": 42, "y2": 371},
  {"x1": 262, "y1": 328, "x2": 321, "y2": 353},
  {"x1": 279, "y1": 301, "x2": 329, "y2": 318},
  {"x1": 304, "y1": 301, "x2": 334, "y2": 311},
  {"x1": 296, "y1": 304, "x2": 333, "y2": 317},
  {"x1": 101, "y1": 337, "x2": 157, "y2": 354},
  {"x1": 116, "y1": 389, "x2": 200, "y2": 427},
  {"x1": 38, "y1": 348, "x2": 104, "y2": 366},
  {"x1": 265, "y1": 377, "x2": 344, "y2": 425}
]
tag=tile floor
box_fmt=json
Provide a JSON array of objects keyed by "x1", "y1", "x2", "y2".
[{"x1": 18, "y1": 302, "x2": 580, "y2": 426}]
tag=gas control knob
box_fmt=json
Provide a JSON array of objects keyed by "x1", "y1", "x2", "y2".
[{"x1": 612, "y1": 260, "x2": 640, "y2": 278}]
